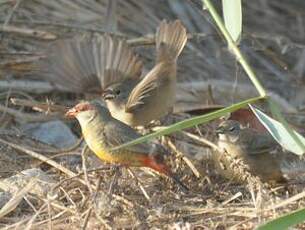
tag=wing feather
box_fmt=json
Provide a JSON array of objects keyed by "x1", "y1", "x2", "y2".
[
  {"x1": 125, "y1": 62, "x2": 169, "y2": 112},
  {"x1": 39, "y1": 34, "x2": 143, "y2": 93}
]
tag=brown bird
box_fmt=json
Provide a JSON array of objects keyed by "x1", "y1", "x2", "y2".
[
  {"x1": 103, "y1": 20, "x2": 187, "y2": 126},
  {"x1": 214, "y1": 120, "x2": 287, "y2": 183},
  {"x1": 40, "y1": 20, "x2": 187, "y2": 127},
  {"x1": 66, "y1": 100, "x2": 188, "y2": 192}
]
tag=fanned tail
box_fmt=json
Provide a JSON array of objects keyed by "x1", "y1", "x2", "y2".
[{"x1": 156, "y1": 20, "x2": 187, "y2": 63}]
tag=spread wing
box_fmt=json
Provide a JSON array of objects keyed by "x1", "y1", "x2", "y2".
[
  {"x1": 39, "y1": 36, "x2": 101, "y2": 93},
  {"x1": 97, "y1": 35, "x2": 143, "y2": 89},
  {"x1": 39, "y1": 34, "x2": 143, "y2": 93},
  {"x1": 125, "y1": 62, "x2": 168, "y2": 112}
]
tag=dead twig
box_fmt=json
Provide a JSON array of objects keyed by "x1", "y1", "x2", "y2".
[
  {"x1": 0, "y1": 103, "x2": 62, "y2": 122},
  {"x1": 0, "y1": 80, "x2": 66, "y2": 94},
  {"x1": 0, "y1": 137, "x2": 78, "y2": 178},
  {"x1": 0, "y1": 25, "x2": 56, "y2": 40},
  {"x1": 0, "y1": 55, "x2": 44, "y2": 67},
  {"x1": 81, "y1": 208, "x2": 93, "y2": 230},
  {"x1": 182, "y1": 131, "x2": 220, "y2": 151},
  {"x1": 0, "y1": 180, "x2": 36, "y2": 218},
  {"x1": 82, "y1": 145, "x2": 93, "y2": 195},
  {"x1": 167, "y1": 139, "x2": 201, "y2": 178},
  {"x1": 127, "y1": 168, "x2": 150, "y2": 201},
  {"x1": 10, "y1": 19, "x2": 122, "y2": 35},
  {"x1": 3, "y1": 0, "x2": 22, "y2": 26},
  {"x1": 82, "y1": 177, "x2": 112, "y2": 230},
  {"x1": 111, "y1": 194, "x2": 134, "y2": 208},
  {"x1": 0, "y1": 88, "x2": 12, "y2": 128},
  {"x1": 50, "y1": 166, "x2": 113, "y2": 195},
  {"x1": 11, "y1": 98, "x2": 68, "y2": 114},
  {"x1": 127, "y1": 32, "x2": 209, "y2": 46}
]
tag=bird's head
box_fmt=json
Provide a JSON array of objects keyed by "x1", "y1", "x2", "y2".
[
  {"x1": 102, "y1": 79, "x2": 136, "y2": 110},
  {"x1": 216, "y1": 120, "x2": 241, "y2": 143},
  {"x1": 66, "y1": 100, "x2": 111, "y2": 126}
]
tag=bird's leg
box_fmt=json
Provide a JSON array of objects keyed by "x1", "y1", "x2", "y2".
[
  {"x1": 93, "y1": 176, "x2": 103, "y2": 199},
  {"x1": 82, "y1": 144, "x2": 93, "y2": 195},
  {"x1": 108, "y1": 165, "x2": 121, "y2": 194},
  {"x1": 81, "y1": 176, "x2": 102, "y2": 230}
]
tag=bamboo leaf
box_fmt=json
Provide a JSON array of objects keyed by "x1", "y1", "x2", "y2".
[
  {"x1": 113, "y1": 96, "x2": 264, "y2": 151},
  {"x1": 257, "y1": 207, "x2": 305, "y2": 230},
  {"x1": 222, "y1": 0, "x2": 242, "y2": 44},
  {"x1": 249, "y1": 104, "x2": 305, "y2": 155}
]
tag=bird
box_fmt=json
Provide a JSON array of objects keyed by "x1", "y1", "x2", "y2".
[
  {"x1": 103, "y1": 20, "x2": 187, "y2": 126},
  {"x1": 40, "y1": 20, "x2": 187, "y2": 127},
  {"x1": 65, "y1": 100, "x2": 188, "y2": 192},
  {"x1": 214, "y1": 120, "x2": 287, "y2": 183}
]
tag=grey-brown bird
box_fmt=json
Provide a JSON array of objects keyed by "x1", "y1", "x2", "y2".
[
  {"x1": 214, "y1": 120, "x2": 287, "y2": 183},
  {"x1": 65, "y1": 100, "x2": 188, "y2": 192},
  {"x1": 102, "y1": 20, "x2": 187, "y2": 126},
  {"x1": 40, "y1": 20, "x2": 187, "y2": 127}
]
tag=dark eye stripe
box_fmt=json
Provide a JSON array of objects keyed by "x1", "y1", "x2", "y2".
[{"x1": 229, "y1": 126, "x2": 235, "y2": 131}]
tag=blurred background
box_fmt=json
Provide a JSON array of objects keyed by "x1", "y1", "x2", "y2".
[{"x1": 1, "y1": 0, "x2": 305, "y2": 115}]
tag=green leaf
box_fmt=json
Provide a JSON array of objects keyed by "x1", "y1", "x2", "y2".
[
  {"x1": 112, "y1": 96, "x2": 264, "y2": 151},
  {"x1": 256, "y1": 207, "x2": 305, "y2": 230},
  {"x1": 249, "y1": 104, "x2": 305, "y2": 155},
  {"x1": 222, "y1": 0, "x2": 242, "y2": 44}
]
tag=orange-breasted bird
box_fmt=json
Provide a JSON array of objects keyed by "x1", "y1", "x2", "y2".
[
  {"x1": 41, "y1": 20, "x2": 187, "y2": 127},
  {"x1": 66, "y1": 100, "x2": 188, "y2": 192}
]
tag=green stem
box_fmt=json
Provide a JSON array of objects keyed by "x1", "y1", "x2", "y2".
[
  {"x1": 202, "y1": 0, "x2": 305, "y2": 154},
  {"x1": 202, "y1": 0, "x2": 266, "y2": 97}
]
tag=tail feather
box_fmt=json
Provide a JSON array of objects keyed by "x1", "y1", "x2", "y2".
[
  {"x1": 39, "y1": 34, "x2": 143, "y2": 93},
  {"x1": 143, "y1": 156, "x2": 189, "y2": 193},
  {"x1": 156, "y1": 20, "x2": 187, "y2": 62}
]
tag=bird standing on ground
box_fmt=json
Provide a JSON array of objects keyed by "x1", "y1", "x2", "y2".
[
  {"x1": 215, "y1": 120, "x2": 287, "y2": 183},
  {"x1": 66, "y1": 100, "x2": 188, "y2": 192}
]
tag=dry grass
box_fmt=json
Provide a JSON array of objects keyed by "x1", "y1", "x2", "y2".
[{"x1": 0, "y1": 0, "x2": 305, "y2": 229}]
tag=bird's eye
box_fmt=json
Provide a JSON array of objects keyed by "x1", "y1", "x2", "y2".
[
  {"x1": 115, "y1": 89, "x2": 121, "y2": 95},
  {"x1": 229, "y1": 126, "x2": 235, "y2": 132}
]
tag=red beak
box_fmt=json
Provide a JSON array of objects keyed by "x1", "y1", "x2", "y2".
[{"x1": 65, "y1": 107, "x2": 77, "y2": 118}]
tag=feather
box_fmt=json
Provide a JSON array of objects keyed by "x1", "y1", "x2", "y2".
[{"x1": 39, "y1": 34, "x2": 143, "y2": 93}]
